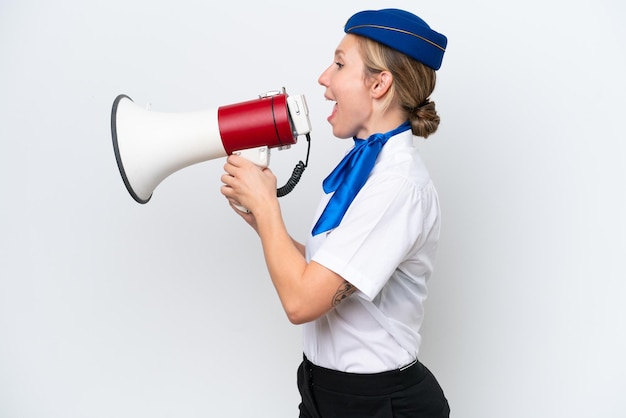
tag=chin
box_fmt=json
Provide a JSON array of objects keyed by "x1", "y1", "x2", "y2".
[{"x1": 331, "y1": 126, "x2": 355, "y2": 140}]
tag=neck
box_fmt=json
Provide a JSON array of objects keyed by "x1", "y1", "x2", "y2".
[
  {"x1": 358, "y1": 113, "x2": 409, "y2": 139},
  {"x1": 356, "y1": 119, "x2": 410, "y2": 141}
]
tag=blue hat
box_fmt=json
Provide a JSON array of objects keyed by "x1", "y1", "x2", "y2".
[{"x1": 344, "y1": 9, "x2": 447, "y2": 70}]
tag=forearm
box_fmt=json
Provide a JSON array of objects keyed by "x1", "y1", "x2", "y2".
[
  {"x1": 256, "y1": 208, "x2": 349, "y2": 323},
  {"x1": 254, "y1": 201, "x2": 310, "y2": 320},
  {"x1": 255, "y1": 225, "x2": 305, "y2": 256}
]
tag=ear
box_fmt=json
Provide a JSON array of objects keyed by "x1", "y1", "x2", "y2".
[{"x1": 371, "y1": 71, "x2": 393, "y2": 99}]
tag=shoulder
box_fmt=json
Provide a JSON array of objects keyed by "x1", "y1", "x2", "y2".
[{"x1": 370, "y1": 131, "x2": 431, "y2": 189}]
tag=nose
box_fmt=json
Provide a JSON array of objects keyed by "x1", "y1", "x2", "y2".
[{"x1": 318, "y1": 64, "x2": 332, "y2": 87}]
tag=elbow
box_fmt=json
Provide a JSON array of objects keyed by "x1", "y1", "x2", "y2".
[
  {"x1": 284, "y1": 301, "x2": 319, "y2": 325},
  {"x1": 287, "y1": 314, "x2": 308, "y2": 325},
  {"x1": 285, "y1": 307, "x2": 311, "y2": 325}
]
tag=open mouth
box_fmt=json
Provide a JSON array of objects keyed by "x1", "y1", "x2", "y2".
[{"x1": 328, "y1": 102, "x2": 338, "y2": 121}]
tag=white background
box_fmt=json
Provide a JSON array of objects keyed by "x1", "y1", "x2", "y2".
[{"x1": 1, "y1": 0, "x2": 625, "y2": 417}]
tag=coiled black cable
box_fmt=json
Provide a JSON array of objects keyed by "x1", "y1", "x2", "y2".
[{"x1": 277, "y1": 133, "x2": 311, "y2": 198}]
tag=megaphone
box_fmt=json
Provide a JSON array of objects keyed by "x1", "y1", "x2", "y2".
[{"x1": 111, "y1": 88, "x2": 312, "y2": 208}]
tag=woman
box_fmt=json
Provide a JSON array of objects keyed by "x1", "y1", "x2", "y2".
[{"x1": 221, "y1": 8, "x2": 450, "y2": 418}]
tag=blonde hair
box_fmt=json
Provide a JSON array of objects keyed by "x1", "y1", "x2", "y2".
[{"x1": 356, "y1": 36, "x2": 440, "y2": 138}]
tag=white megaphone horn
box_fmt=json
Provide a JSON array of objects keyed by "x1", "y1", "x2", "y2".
[{"x1": 111, "y1": 88, "x2": 312, "y2": 209}]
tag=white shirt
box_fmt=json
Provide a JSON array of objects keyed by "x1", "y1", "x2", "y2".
[{"x1": 303, "y1": 130, "x2": 441, "y2": 373}]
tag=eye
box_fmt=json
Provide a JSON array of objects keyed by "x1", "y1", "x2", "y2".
[{"x1": 335, "y1": 62, "x2": 344, "y2": 69}]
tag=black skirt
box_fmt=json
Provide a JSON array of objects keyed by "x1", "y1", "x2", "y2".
[{"x1": 297, "y1": 355, "x2": 450, "y2": 418}]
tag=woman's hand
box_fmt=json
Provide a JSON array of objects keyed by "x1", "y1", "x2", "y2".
[{"x1": 220, "y1": 154, "x2": 278, "y2": 226}]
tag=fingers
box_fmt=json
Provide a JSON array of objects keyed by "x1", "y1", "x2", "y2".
[
  {"x1": 220, "y1": 159, "x2": 250, "y2": 205},
  {"x1": 220, "y1": 173, "x2": 235, "y2": 188},
  {"x1": 224, "y1": 153, "x2": 251, "y2": 171},
  {"x1": 220, "y1": 183, "x2": 232, "y2": 198},
  {"x1": 221, "y1": 155, "x2": 276, "y2": 213}
]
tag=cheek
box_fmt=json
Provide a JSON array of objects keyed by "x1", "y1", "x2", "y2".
[{"x1": 341, "y1": 86, "x2": 369, "y2": 118}]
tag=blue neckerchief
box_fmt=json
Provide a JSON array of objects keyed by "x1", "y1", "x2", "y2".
[{"x1": 312, "y1": 121, "x2": 411, "y2": 236}]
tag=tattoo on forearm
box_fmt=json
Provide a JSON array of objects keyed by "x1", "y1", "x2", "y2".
[{"x1": 332, "y1": 281, "x2": 356, "y2": 307}]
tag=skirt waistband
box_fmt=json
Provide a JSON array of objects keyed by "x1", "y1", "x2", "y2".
[{"x1": 302, "y1": 355, "x2": 427, "y2": 396}]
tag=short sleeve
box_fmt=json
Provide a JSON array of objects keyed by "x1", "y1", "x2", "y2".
[{"x1": 311, "y1": 172, "x2": 439, "y2": 301}]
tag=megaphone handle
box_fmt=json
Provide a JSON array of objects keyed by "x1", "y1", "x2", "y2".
[
  {"x1": 233, "y1": 203, "x2": 250, "y2": 213},
  {"x1": 231, "y1": 146, "x2": 271, "y2": 213}
]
